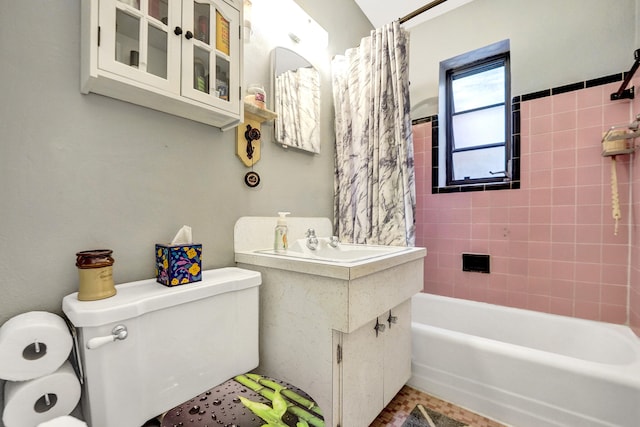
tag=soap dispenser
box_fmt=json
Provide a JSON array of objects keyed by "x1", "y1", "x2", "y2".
[{"x1": 274, "y1": 212, "x2": 290, "y2": 252}]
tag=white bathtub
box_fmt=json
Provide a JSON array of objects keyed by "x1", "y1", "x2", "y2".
[{"x1": 408, "y1": 293, "x2": 640, "y2": 427}]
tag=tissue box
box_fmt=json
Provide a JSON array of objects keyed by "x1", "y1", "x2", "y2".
[{"x1": 155, "y1": 244, "x2": 202, "y2": 286}]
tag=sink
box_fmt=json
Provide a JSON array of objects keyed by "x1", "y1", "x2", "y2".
[
  {"x1": 255, "y1": 238, "x2": 410, "y2": 263},
  {"x1": 233, "y1": 215, "x2": 426, "y2": 280},
  {"x1": 237, "y1": 239, "x2": 424, "y2": 281}
]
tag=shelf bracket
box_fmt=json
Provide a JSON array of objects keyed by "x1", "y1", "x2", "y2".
[{"x1": 611, "y1": 49, "x2": 640, "y2": 101}]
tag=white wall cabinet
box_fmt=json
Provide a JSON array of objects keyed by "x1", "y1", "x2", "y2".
[{"x1": 81, "y1": 0, "x2": 242, "y2": 130}]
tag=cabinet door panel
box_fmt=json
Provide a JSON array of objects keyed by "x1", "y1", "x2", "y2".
[
  {"x1": 383, "y1": 300, "x2": 412, "y2": 406},
  {"x1": 181, "y1": 0, "x2": 239, "y2": 113},
  {"x1": 99, "y1": 0, "x2": 180, "y2": 93},
  {"x1": 340, "y1": 319, "x2": 384, "y2": 427}
]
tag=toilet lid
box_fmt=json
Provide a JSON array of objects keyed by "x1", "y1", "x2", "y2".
[{"x1": 160, "y1": 374, "x2": 324, "y2": 427}]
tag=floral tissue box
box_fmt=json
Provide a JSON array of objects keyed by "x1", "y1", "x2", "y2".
[{"x1": 155, "y1": 244, "x2": 202, "y2": 286}]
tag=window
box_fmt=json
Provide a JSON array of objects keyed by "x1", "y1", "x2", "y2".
[{"x1": 438, "y1": 40, "x2": 512, "y2": 188}]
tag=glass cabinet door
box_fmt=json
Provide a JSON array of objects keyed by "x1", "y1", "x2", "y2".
[
  {"x1": 180, "y1": 0, "x2": 240, "y2": 113},
  {"x1": 99, "y1": 0, "x2": 180, "y2": 93}
]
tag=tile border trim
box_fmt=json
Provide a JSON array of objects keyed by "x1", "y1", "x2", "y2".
[{"x1": 415, "y1": 72, "x2": 626, "y2": 194}]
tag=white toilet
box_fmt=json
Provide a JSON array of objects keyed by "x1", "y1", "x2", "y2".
[{"x1": 62, "y1": 267, "x2": 261, "y2": 427}]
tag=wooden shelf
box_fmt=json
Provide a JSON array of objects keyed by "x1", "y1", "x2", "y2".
[{"x1": 244, "y1": 102, "x2": 278, "y2": 122}]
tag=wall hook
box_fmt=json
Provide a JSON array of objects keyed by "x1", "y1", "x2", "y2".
[{"x1": 244, "y1": 125, "x2": 261, "y2": 160}]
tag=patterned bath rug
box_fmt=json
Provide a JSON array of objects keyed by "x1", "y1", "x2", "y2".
[{"x1": 401, "y1": 404, "x2": 469, "y2": 427}]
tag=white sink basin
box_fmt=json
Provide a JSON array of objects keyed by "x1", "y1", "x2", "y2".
[
  {"x1": 256, "y1": 238, "x2": 410, "y2": 263},
  {"x1": 234, "y1": 216, "x2": 426, "y2": 280}
]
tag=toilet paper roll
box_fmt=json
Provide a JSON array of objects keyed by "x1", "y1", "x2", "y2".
[
  {"x1": 2, "y1": 361, "x2": 81, "y2": 427},
  {"x1": 37, "y1": 415, "x2": 87, "y2": 427},
  {"x1": 0, "y1": 312, "x2": 72, "y2": 381}
]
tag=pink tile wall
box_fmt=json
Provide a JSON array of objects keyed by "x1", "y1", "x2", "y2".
[{"x1": 414, "y1": 80, "x2": 636, "y2": 326}]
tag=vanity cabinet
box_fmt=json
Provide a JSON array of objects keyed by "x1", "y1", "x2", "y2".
[
  {"x1": 236, "y1": 250, "x2": 424, "y2": 427},
  {"x1": 81, "y1": 0, "x2": 242, "y2": 129}
]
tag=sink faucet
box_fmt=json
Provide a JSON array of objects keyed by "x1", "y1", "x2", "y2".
[
  {"x1": 329, "y1": 236, "x2": 340, "y2": 248},
  {"x1": 306, "y1": 228, "x2": 319, "y2": 250}
]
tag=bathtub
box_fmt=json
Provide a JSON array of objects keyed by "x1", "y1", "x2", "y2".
[{"x1": 408, "y1": 293, "x2": 640, "y2": 427}]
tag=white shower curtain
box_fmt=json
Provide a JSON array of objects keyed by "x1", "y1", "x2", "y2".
[{"x1": 331, "y1": 21, "x2": 416, "y2": 246}]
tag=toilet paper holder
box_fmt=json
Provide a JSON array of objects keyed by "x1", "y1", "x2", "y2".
[
  {"x1": 34, "y1": 393, "x2": 58, "y2": 413},
  {"x1": 86, "y1": 325, "x2": 128, "y2": 350}
]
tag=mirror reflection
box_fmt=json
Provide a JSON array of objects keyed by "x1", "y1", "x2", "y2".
[{"x1": 271, "y1": 47, "x2": 321, "y2": 153}]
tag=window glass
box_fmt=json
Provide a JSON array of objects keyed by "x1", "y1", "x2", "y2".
[
  {"x1": 452, "y1": 106, "x2": 505, "y2": 149},
  {"x1": 147, "y1": 23, "x2": 168, "y2": 78},
  {"x1": 451, "y1": 65, "x2": 504, "y2": 112},
  {"x1": 115, "y1": 9, "x2": 140, "y2": 67},
  {"x1": 452, "y1": 146, "x2": 506, "y2": 180},
  {"x1": 444, "y1": 52, "x2": 510, "y2": 186}
]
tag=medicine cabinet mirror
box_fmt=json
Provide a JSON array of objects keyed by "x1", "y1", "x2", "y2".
[{"x1": 271, "y1": 47, "x2": 321, "y2": 154}]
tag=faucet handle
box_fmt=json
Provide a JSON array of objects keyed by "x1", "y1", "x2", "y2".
[
  {"x1": 329, "y1": 236, "x2": 339, "y2": 247},
  {"x1": 305, "y1": 228, "x2": 319, "y2": 250}
]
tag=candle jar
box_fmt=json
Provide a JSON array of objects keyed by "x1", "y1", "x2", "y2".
[
  {"x1": 246, "y1": 84, "x2": 266, "y2": 109},
  {"x1": 76, "y1": 250, "x2": 116, "y2": 301}
]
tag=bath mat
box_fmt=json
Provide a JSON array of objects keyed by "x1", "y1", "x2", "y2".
[
  {"x1": 401, "y1": 404, "x2": 468, "y2": 427},
  {"x1": 160, "y1": 373, "x2": 324, "y2": 427}
]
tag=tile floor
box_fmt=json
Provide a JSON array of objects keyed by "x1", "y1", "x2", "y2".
[{"x1": 370, "y1": 386, "x2": 507, "y2": 427}]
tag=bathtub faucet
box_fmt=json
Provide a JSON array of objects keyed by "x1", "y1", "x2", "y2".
[{"x1": 306, "y1": 228, "x2": 319, "y2": 250}]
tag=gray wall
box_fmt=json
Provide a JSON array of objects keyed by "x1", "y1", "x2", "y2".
[
  {"x1": 409, "y1": 0, "x2": 638, "y2": 118},
  {"x1": 0, "y1": 1, "x2": 372, "y2": 325},
  {"x1": 1, "y1": 0, "x2": 637, "y2": 339}
]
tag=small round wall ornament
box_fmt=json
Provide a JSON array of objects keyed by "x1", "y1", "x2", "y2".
[{"x1": 244, "y1": 171, "x2": 261, "y2": 188}]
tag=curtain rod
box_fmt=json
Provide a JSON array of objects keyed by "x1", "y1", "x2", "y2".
[{"x1": 399, "y1": 0, "x2": 449, "y2": 24}]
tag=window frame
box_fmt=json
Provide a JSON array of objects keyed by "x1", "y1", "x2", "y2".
[{"x1": 437, "y1": 40, "x2": 512, "y2": 189}]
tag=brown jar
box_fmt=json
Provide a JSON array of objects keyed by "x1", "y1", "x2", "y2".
[{"x1": 76, "y1": 250, "x2": 116, "y2": 301}]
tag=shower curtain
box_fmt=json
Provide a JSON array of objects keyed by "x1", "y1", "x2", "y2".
[
  {"x1": 331, "y1": 20, "x2": 415, "y2": 246},
  {"x1": 275, "y1": 67, "x2": 321, "y2": 153}
]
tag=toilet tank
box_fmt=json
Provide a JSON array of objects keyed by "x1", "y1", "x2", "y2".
[{"x1": 62, "y1": 267, "x2": 261, "y2": 427}]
